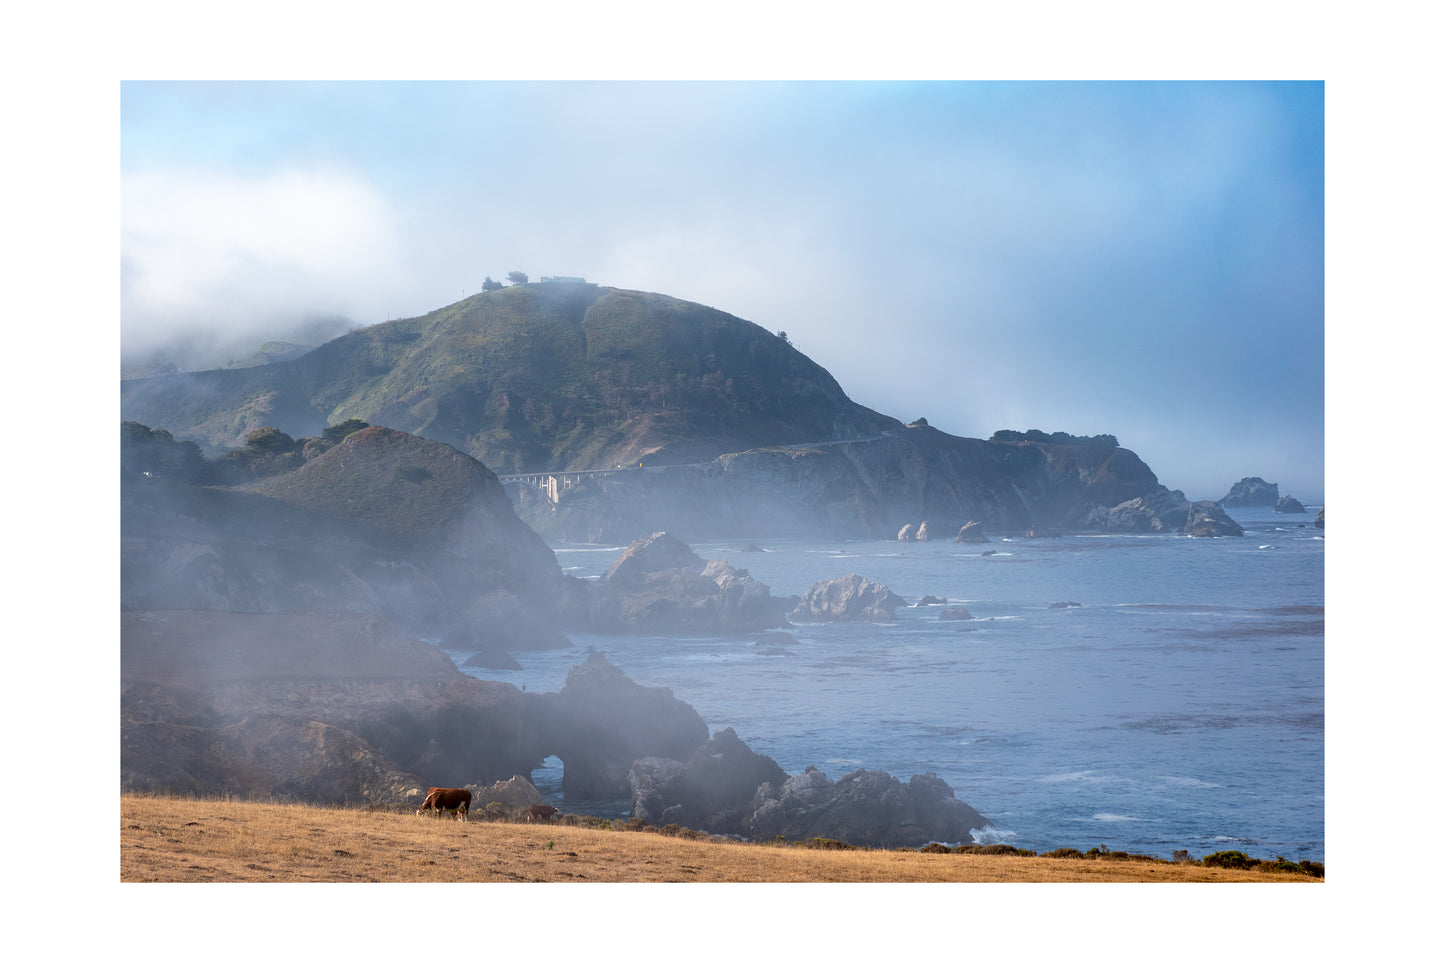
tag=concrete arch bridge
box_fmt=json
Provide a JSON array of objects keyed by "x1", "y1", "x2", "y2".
[{"x1": 498, "y1": 469, "x2": 621, "y2": 505}]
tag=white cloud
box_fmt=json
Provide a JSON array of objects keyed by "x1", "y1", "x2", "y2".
[{"x1": 121, "y1": 165, "x2": 411, "y2": 361}]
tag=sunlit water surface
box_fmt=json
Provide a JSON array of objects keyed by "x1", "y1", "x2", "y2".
[{"x1": 446, "y1": 506, "x2": 1324, "y2": 861}]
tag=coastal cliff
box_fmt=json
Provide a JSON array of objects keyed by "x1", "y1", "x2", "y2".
[{"x1": 524, "y1": 424, "x2": 1189, "y2": 544}]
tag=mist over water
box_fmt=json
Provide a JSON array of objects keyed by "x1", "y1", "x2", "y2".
[{"x1": 450, "y1": 506, "x2": 1324, "y2": 861}]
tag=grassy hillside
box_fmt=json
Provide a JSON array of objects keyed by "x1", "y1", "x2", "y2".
[
  {"x1": 121, "y1": 794, "x2": 1319, "y2": 883},
  {"x1": 247, "y1": 425, "x2": 512, "y2": 542},
  {"x1": 121, "y1": 283, "x2": 901, "y2": 473}
]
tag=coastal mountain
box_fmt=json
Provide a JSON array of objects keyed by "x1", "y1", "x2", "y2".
[
  {"x1": 121, "y1": 282, "x2": 901, "y2": 473},
  {"x1": 121, "y1": 281, "x2": 1237, "y2": 543}
]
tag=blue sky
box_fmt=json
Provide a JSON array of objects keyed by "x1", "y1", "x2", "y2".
[{"x1": 121, "y1": 80, "x2": 1324, "y2": 502}]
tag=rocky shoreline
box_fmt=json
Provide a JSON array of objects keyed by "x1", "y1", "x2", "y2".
[
  {"x1": 122, "y1": 608, "x2": 991, "y2": 848},
  {"x1": 120, "y1": 423, "x2": 1301, "y2": 852}
]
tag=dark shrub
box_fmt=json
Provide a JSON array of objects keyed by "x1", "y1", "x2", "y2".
[
  {"x1": 1202, "y1": 850, "x2": 1261, "y2": 870},
  {"x1": 956, "y1": 844, "x2": 1035, "y2": 857},
  {"x1": 801, "y1": 837, "x2": 859, "y2": 850},
  {"x1": 1041, "y1": 848, "x2": 1085, "y2": 859}
]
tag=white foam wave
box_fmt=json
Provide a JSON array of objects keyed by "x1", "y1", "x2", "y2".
[
  {"x1": 825, "y1": 757, "x2": 863, "y2": 766},
  {"x1": 1161, "y1": 775, "x2": 1223, "y2": 789},
  {"x1": 1039, "y1": 770, "x2": 1099, "y2": 784},
  {"x1": 969, "y1": 826, "x2": 1018, "y2": 845},
  {"x1": 1092, "y1": 813, "x2": 1140, "y2": 822}
]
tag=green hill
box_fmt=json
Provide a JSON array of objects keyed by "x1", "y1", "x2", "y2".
[{"x1": 121, "y1": 284, "x2": 900, "y2": 473}]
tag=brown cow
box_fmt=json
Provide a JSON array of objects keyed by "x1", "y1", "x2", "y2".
[
  {"x1": 527, "y1": 804, "x2": 559, "y2": 824},
  {"x1": 418, "y1": 787, "x2": 472, "y2": 820}
]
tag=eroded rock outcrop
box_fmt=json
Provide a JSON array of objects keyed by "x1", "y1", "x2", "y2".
[
  {"x1": 468, "y1": 775, "x2": 545, "y2": 812},
  {"x1": 1220, "y1": 476, "x2": 1279, "y2": 508},
  {"x1": 1276, "y1": 495, "x2": 1306, "y2": 514},
  {"x1": 747, "y1": 767, "x2": 990, "y2": 848},
  {"x1": 791, "y1": 573, "x2": 905, "y2": 622},
  {"x1": 1085, "y1": 487, "x2": 1192, "y2": 533},
  {"x1": 954, "y1": 520, "x2": 989, "y2": 543},
  {"x1": 527, "y1": 651, "x2": 709, "y2": 800},
  {"x1": 1180, "y1": 501, "x2": 1245, "y2": 537},
  {"x1": 629, "y1": 727, "x2": 790, "y2": 836},
  {"x1": 628, "y1": 730, "x2": 991, "y2": 848},
  {"x1": 120, "y1": 610, "x2": 543, "y2": 803},
  {"x1": 122, "y1": 612, "x2": 716, "y2": 809},
  {"x1": 588, "y1": 532, "x2": 789, "y2": 635}
]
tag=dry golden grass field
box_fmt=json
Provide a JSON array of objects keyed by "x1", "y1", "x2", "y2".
[{"x1": 121, "y1": 794, "x2": 1319, "y2": 883}]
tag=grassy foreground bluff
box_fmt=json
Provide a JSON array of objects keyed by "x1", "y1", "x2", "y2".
[{"x1": 121, "y1": 795, "x2": 1320, "y2": 883}]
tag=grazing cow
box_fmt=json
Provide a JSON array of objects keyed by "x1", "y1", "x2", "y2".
[
  {"x1": 527, "y1": 804, "x2": 559, "y2": 824},
  {"x1": 418, "y1": 787, "x2": 472, "y2": 820}
]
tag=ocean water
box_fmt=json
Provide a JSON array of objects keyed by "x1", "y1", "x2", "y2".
[{"x1": 450, "y1": 506, "x2": 1324, "y2": 862}]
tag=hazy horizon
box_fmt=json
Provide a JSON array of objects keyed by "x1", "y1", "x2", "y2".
[{"x1": 121, "y1": 81, "x2": 1324, "y2": 503}]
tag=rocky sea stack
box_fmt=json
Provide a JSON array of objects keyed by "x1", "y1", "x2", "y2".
[{"x1": 1220, "y1": 476, "x2": 1280, "y2": 508}]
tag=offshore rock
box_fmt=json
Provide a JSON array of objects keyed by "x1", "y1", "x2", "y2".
[
  {"x1": 602, "y1": 531, "x2": 702, "y2": 586},
  {"x1": 460, "y1": 646, "x2": 524, "y2": 671},
  {"x1": 1276, "y1": 495, "x2": 1306, "y2": 514},
  {"x1": 526, "y1": 651, "x2": 709, "y2": 800},
  {"x1": 791, "y1": 574, "x2": 905, "y2": 622},
  {"x1": 1220, "y1": 476, "x2": 1279, "y2": 508},
  {"x1": 1315, "y1": 507, "x2": 1325, "y2": 529},
  {"x1": 954, "y1": 520, "x2": 989, "y2": 543},
  {"x1": 589, "y1": 532, "x2": 788, "y2": 634},
  {"x1": 1181, "y1": 500, "x2": 1244, "y2": 537},
  {"x1": 1085, "y1": 487, "x2": 1193, "y2": 533}
]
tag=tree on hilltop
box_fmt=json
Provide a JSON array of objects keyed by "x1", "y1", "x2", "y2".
[
  {"x1": 482, "y1": 276, "x2": 502, "y2": 292},
  {"x1": 506, "y1": 271, "x2": 529, "y2": 286},
  {"x1": 217, "y1": 426, "x2": 303, "y2": 482},
  {"x1": 121, "y1": 421, "x2": 209, "y2": 484},
  {"x1": 322, "y1": 419, "x2": 369, "y2": 444}
]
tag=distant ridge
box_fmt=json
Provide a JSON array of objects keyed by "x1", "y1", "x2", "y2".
[{"x1": 121, "y1": 283, "x2": 901, "y2": 472}]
